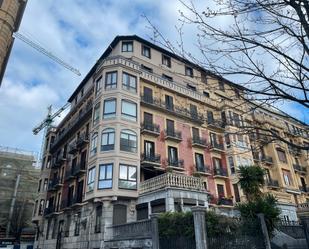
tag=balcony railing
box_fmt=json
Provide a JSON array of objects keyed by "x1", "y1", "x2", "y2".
[
  {"x1": 207, "y1": 119, "x2": 224, "y2": 129},
  {"x1": 167, "y1": 159, "x2": 184, "y2": 168},
  {"x1": 293, "y1": 164, "x2": 307, "y2": 174},
  {"x1": 64, "y1": 169, "x2": 75, "y2": 181},
  {"x1": 44, "y1": 206, "x2": 54, "y2": 216},
  {"x1": 213, "y1": 168, "x2": 228, "y2": 177},
  {"x1": 218, "y1": 197, "x2": 233, "y2": 206},
  {"x1": 262, "y1": 156, "x2": 273, "y2": 164},
  {"x1": 141, "y1": 122, "x2": 160, "y2": 136},
  {"x1": 50, "y1": 102, "x2": 93, "y2": 152},
  {"x1": 195, "y1": 165, "x2": 211, "y2": 175},
  {"x1": 192, "y1": 136, "x2": 208, "y2": 148},
  {"x1": 141, "y1": 153, "x2": 161, "y2": 164},
  {"x1": 299, "y1": 186, "x2": 309, "y2": 193},
  {"x1": 68, "y1": 143, "x2": 78, "y2": 154},
  {"x1": 72, "y1": 163, "x2": 86, "y2": 176},
  {"x1": 165, "y1": 129, "x2": 182, "y2": 141},
  {"x1": 71, "y1": 194, "x2": 83, "y2": 206},
  {"x1": 76, "y1": 133, "x2": 89, "y2": 148},
  {"x1": 210, "y1": 143, "x2": 224, "y2": 152},
  {"x1": 141, "y1": 95, "x2": 204, "y2": 123},
  {"x1": 266, "y1": 179, "x2": 280, "y2": 188},
  {"x1": 139, "y1": 173, "x2": 207, "y2": 194},
  {"x1": 47, "y1": 177, "x2": 62, "y2": 191}
]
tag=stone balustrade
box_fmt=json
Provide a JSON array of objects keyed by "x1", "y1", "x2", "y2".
[{"x1": 139, "y1": 173, "x2": 206, "y2": 195}]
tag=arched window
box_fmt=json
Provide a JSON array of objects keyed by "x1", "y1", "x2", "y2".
[
  {"x1": 120, "y1": 129, "x2": 137, "y2": 152},
  {"x1": 101, "y1": 128, "x2": 115, "y2": 151},
  {"x1": 90, "y1": 133, "x2": 98, "y2": 156}
]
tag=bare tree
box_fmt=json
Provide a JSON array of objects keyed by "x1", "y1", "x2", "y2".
[{"x1": 144, "y1": 0, "x2": 309, "y2": 151}]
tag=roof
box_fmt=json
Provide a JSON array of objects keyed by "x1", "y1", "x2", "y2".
[{"x1": 68, "y1": 35, "x2": 245, "y2": 102}]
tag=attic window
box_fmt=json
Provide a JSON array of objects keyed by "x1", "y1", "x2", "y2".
[
  {"x1": 141, "y1": 64, "x2": 153, "y2": 73},
  {"x1": 122, "y1": 41, "x2": 133, "y2": 52},
  {"x1": 162, "y1": 55, "x2": 171, "y2": 68},
  {"x1": 203, "y1": 91, "x2": 210, "y2": 98},
  {"x1": 218, "y1": 80, "x2": 225, "y2": 91},
  {"x1": 185, "y1": 66, "x2": 193, "y2": 77},
  {"x1": 162, "y1": 74, "x2": 173, "y2": 82}
]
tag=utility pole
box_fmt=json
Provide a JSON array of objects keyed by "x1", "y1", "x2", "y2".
[{"x1": 6, "y1": 174, "x2": 21, "y2": 238}]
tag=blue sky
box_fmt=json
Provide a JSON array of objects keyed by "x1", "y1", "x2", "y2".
[{"x1": 0, "y1": 0, "x2": 308, "y2": 156}]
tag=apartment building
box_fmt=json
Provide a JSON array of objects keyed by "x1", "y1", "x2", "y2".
[
  {"x1": 0, "y1": 0, "x2": 27, "y2": 85},
  {"x1": 32, "y1": 35, "x2": 309, "y2": 248}
]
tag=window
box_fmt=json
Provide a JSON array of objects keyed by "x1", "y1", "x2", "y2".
[
  {"x1": 95, "y1": 205, "x2": 102, "y2": 233},
  {"x1": 119, "y1": 164, "x2": 137, "y2": 189},
  {"x1": 87, "y1": 167, "x2": 96, "y2": 191},
  {"x1": 122, "y1": 41, "x2": 133, "y2": 52},
  {"x1": 105, "y1": 71, "x2": 117, "y2": 89},
  {"x1": 122, "y1": 72, "x2": 137, "y2": 92},
  {"x1": 162, "y1": 74, "x2": 173, "y2": 81},
  {"x1": 217, "y1": 184, "x2": 225, "y2": 198},
  {"x1": 144, "y1": 112, "x2": 153, "y2": 125},
  {"x1": 277, "y1": 149, "x2": 287, "y2": 163},
  {"x1": 39, "y1": 199, "x2": 45, "y2": 215},
  {"x1": 90, "y1": 133, "x2": 98, "y2": 156},
  {"x1": 213, "y1": 157, "x2": 222, "y2": 170},
  {"x1": 142, "y1": 45, "x2": 151, "y2": 58},
  {"x1": 120, "y1": 130, "x2": 137, "y2": 152},
  {"x1": 162, "y1": 54, "x2": 171, "y2": 67},
  {"x1": 121, "y1": 100, "x2": 137, "y2": 121},
  {"x1": 195, "y1": 153, "x2": 205, "y2": 171},
  {"x1": 168, "y1": 146, "x2": 178, "y2": 164},
  {"x1": 64, "y1": 215, "x2": 71, "y2": 237},
  {"x1": 43, "y1": 178, "x2": 48, "y2": 191},
  {"x1": 187, "y1": 84, "x2": 196, "y2": 91},
  {"x1": 101, "y1": 128, "x2": 115, "y2": 151},
  {"x1": 225, "y1": 134, "x2": 231, "y2": 148},
  {"x1": 283, "y1": 170, "x2": 292, "y2": 186},
  {"x1": 203, "y1": 91, "x2": 210, "y2": 98},
  {"x1": 228, "y1": 156, "x2": 235, "y2": 174},
  {"x1": 103, "y1": 98, "x2": 116, "y2": 118},
  {"x1": 185, "y1": 66, "x2": 193, "y2": 77},
  {"x1": 165, "y1": 95, "x2": 174, "y2": 110},
  {"x1": 210, "y1": 132, "x2": 218, "y2": 145},
  {"x1": 218, "y1": 80, "x2": 225, "y2": 91},
  {"x1": 74, "y1": 213, "x2": 81, "y2": 236},
  {"x1": 98, "y1": 164, "x2": 113, "y2": 189},
  {"x1": 166, "y1": 119, "x2": 175, "y2": 134},
  {"x1": 190, "y1": 104, "x2": 198, "y2": 118},
  {"x1": 143, "y1": 86, "x2": 153, "y2": 103},
  {"x1": 38, "y1": 179, "x2": 42, "y2": 192},
  {"x1": 144, "y1": 140, "x2": 155, "y2": 157},
  {"x1": 95, "y1": 76, "x2": 102, "y2": 95},
  {"x1": 207, "y1": 111, "x2": 214, "y2": 123},
  {"x1": 93, "y1": 102, "x2": 100, "y2": 126},
  {"x1": 192, "y1": 127, "x2": 199, "y2": 140}
]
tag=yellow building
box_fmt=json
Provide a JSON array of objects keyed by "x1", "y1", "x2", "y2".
[{"x1": 33, "y1": 35, "x2": 309, "y2": 248}]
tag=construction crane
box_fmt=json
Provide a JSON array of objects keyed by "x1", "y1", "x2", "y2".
[
  {"x1": 33, "y1": 103, "x2": 70, "y2": 164},
  {"x1": 13, "y1": 32, "x2": 81, "y2": 76},
  {"x1": 33, "y1": 103, "x2": 70, "y2": 135}
]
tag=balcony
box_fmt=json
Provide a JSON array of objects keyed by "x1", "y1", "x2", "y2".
[
  {"x1": 195, "y1": 165, "x2": 211, "y2": 175},
  {"x1": 213, "y1": 168, "x2": 228, "y2": 178},
  {"x1": 60, "y1": 200, "x2": 71, "y2": 210},
  {"x1": 141, "y1": 153, "x2": 161, "y2": 168},
  {"x1": 44, "y1": 206, "x2": 54, "y2": 216},
  {"x1": 68, "y1": 143, "x2": 78, "y2": 154},
  {"x1": 76, "y1": 133, "x2": 89, "y2": 148},
  {"x1": 293, "y1": 164, "x2": 307, "y2": 174},
  {"x1": 72, "y1": 163, "x2": 86, "y2": 177},
  {"x1": 167, "y1": 159, "x2": 184, "y2": 169},
  {"x1": 141, "y1": 95, "x2": 204, "y2": 124},
  {"x1": 164, "y1": 129, "x2": 182, "y2": 142},
  {"x1": 299, "y1": 186, "x2": 309, "y2": 193},
  {"x1": 139, "y1": 173, "x2": 207, "y2": 195},
  {"x1": 71, "y1": 195, "x2": 83, "y2": 207},
  {"x1": 288, "y1": 146, "x2": 302, "y2": 156},
  {"x1": 266, "y1": 179, "x2": 280, "y2": 189},
  {"x1": 64, "y1": 169, "x2": 76, "y2": 181},
  {"x1": 141, "y1": 122, "x2": 160, "y2": 136},
  {"x1": 262, "y1": 156, "x2": 273, "y2": 165},
  {"x1": 191, "y1": 136, "x2": 208, "y2": 148},
  {"x1": 47, "y1": 178, "x2": 63, "y2": 192},
  {"x1": 218, "y1": 197, "x2": 233, "y2": 206},
  {"x1": 207, "y1": 119, "x2": 224, "y2": 130},
  {"x1": 209, "y1": 142, "x2": 224, "y2": 153}
]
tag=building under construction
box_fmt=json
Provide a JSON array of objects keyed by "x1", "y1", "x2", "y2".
[{"x1": 0, "y1": 146, "x2": 39, "y2": 248}]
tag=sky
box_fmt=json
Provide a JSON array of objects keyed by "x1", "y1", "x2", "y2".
[{"x1": 0, "y1": 0, "x2": 308, "y2": 156}]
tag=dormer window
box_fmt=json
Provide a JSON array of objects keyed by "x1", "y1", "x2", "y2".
[
  {"x1": 185, "y1": 66, "x2": 193, "y2": 77},
  {"x1": 162, "y1": 54, "x2": 171, "y2": 68},
  {"x1": 122, "y1": 41, "x2": 133, "y2": 52},
  {"x1": 142, "y1": 45, "x2": 151, "y2": 58}
]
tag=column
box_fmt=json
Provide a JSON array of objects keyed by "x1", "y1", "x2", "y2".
[{"x1": 192, "y1": 206, "x2": 207, "y2": 249}]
